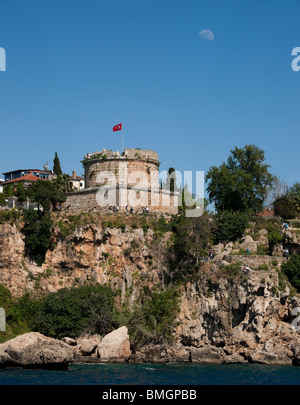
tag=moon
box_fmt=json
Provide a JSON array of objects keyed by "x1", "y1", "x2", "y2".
[{"x1": 198, "y1": 29, "x2": 214, "y2": 41}]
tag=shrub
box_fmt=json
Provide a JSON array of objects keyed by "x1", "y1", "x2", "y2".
[
  {"x1": 214, "y1": 210, "x2": 250, "y2": 243},
  {"x1": 257, "y1": 245, "x2": 269, "y2": 255},
  {"x1": 257, "y1": 263, "x2": 269, "y2": 270},
  {"x1": 22, "y1": 210, "x2": 52, "y2": 266},
  {"x1": 281, "y1": 254, "x2": 300, "y2": 292},
  {"x1": 125, "y1": 286, "x2": 181, "y2": 345},
  {"x1": 155, "y1": 217, "x2": 171, "y2": 234},
  {"x1": 31, "y1": 284, "x2": 116, "y2": 339},
  {"x1": 220, "y1": 262, "x2": 243, "y2": 280},
  {"x1": 274, "y1": 196, "x2": 298, "y2": 219},
  {"x1": 0, "y1": 286, "x2": 37, "y2": 343}
]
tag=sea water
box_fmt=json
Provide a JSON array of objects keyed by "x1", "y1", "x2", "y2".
[{"x1": 1, "y1": 363, "x2": 300, "y2": 385}]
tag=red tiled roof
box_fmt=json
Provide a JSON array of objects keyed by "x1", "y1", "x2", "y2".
[
  {"x1": 3, "y1": 174, "x2": 44, "y2": 185},
  {"x1": 256, "y1": 208, "x2": 275, "y2": 217}
]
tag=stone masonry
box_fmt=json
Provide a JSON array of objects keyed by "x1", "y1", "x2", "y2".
[{"x1": 64, "y1": 148, "x2": 179, "y2": 215}]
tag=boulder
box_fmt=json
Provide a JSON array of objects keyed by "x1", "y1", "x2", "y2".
[
  {"x1": 62, "y1": 337, "x2": 77, "y2": 346},
  {"x1": 0, "y1": 332, "x2": 74, "y2": 369},
  {"x1": 0, "y1": 345, "x2": 16, "y2": 368},
  {"x1": 249, "y1": 350, "x2": 292, "y2": 365},
  {"x1": 223, "y1": 353, "x2": 247, "y2": 364},
  {"x1": 75, "y1": 334, "x2": 102, "y2": 356},
  {"x1": 96, "y1": 326, "x2": 131, "y2": 362},
  {"x1": 189, "y1": 346, "x2": 225, "y2": 364},
  {"x1": 210, "y1": 244, "x2": 224, "y2": 256}
]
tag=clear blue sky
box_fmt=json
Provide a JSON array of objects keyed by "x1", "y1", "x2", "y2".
[{"x1": 0, "y1": 0, "x2": 299, "y2": 196}]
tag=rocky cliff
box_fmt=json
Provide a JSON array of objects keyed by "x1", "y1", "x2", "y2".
[{"x1": 1, "y1": 213, "x2": 300, "y2": 365}]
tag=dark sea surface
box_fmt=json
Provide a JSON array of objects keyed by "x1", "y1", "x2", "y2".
[{"x1": 1, "y1": 363, "x2": 300, "y2": 385}]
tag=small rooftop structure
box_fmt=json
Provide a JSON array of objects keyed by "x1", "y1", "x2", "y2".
[
  {"x1": 256, "y1": 208, "x2": 275, "y2": 217},
  {"x1": 2, "y1": 174, "x2": 45, "y2": 188},
  {"x1": 70, "y1": 170, "x2": 85, "y2": 190},
  {"x1": 3, "y1": 169, "x2": 51, "y2": 183}
]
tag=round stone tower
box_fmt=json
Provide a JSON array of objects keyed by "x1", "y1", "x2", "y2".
[
  {"x1": 82, "y1": 148, "x2": 160, "y2": 190},
  {"x1": 65, "y1": 147, "x2": 178, "y2": 215}
]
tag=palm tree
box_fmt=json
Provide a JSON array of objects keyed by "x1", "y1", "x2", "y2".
[{"x1": 53, "y1": 174, "x2": 73, "y2": 194}]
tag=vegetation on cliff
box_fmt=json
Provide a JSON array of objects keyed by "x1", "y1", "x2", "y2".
[
  {"x1": 1, "y1": 143, "x2": 300, "y2": 351},
  {"x1": 32, "y1": 284, "x2": 116, "y2": 339},
  {"x1": 206, "y1": 144, "x2": 274, "y2": 213}
]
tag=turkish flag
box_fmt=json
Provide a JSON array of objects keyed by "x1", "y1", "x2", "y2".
[{"x1": 113, "y1": 123, "x2": 122, "y2": 132}]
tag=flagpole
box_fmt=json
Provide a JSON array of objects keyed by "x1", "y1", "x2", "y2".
[{"x1": 122, "y1": 133, "x2": 124, "y2": 154}]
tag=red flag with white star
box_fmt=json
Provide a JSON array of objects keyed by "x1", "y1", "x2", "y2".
[{"x1": 113, "y1": 123, "x2": 122, "y2": 132}]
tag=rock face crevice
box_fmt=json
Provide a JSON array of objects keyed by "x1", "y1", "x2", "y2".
[{"x1": 1, "y1": 218, "x2": 300, "y2": 365}]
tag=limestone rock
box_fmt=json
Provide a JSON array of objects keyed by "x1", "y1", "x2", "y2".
[
  {"x1": 75, "y1": 334, "x2": 102, "y2": 356},
  {"x1": 249, "y1": 350, "x2": 292, "y2": 365},
  {"x1": 210, "y1": 244, "x2": 224, "y2": 256},
  {"x1": 17, "y1": 340, "x2": 74, "y2": 369},
  {"x1": 190, "y1": 346, "x2": 225, "y2": 364},
  {"x1": 96, "y1": 326, "x2": 131, "y2": 361},
  {"x1": 62, "y1": 337, "x2": 77, "y2": 346},
  {"x1": 0, "y1": 332, "x2": 74, "y2": 369},
  {"x1": 0, "y1": 345, "x2": 16, "y2": 368},
  {"x1": 223, "y1": 353, "x2": 247, "y2": 364}
]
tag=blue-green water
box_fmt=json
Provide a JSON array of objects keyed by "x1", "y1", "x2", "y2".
[{"x1": 1, "y1": 363, "x2": 300, "y2": 385}]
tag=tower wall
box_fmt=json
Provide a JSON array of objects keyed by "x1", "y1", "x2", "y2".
[
  {"x1": 64, "y1": 147, "x2": 178, "y2": 215},
  {"x1": 83, "y1": 148, "x2": 159, "y2": 190}
]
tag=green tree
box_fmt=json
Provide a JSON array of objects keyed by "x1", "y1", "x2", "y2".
[
  {"x1": 27, "y1": 180, "x2": 66, "y2": 212},
  {"x1": 281, "y1": 254, "x2": 300, "y2": 292},
  {"x1": 173, "y1": 211, "x2": 215, "y2": 271},
  {"x1": 0, "y1": 193, "x2": 5, "y2": 206},
  {"x1": 53, "y1": 152, "x2": 63, "y2": 176},
  {"x1": 214, "y1": 210, "x2": 250, "y2": 243},
  {"x1": 289, "y1": 182, "x2": 300, "y2": 197},
  {"x1": 14, "y1": 182, "x2": 27, "y2": 203},
  {"x1": 126, "y1": 286, "x2": 181, "y2": 345},
  {"x1": 31, "y1": 284, "x2": 116, "y2": 339},
  {"x1": 22, "y1": 210, "x2": 52, "y2": 266},
  {"x1": 206, "y1": 144, "x2": 274, "y2": 213},
  {"x1": 53, "y1": 173, "x2": 73, "y2": 193},
  {"x1": 274, "y1": 196, "x2": 298, "y2": 219},
  {"x1": 165, "y1": 167, "x2": 176, "y2": 193}
]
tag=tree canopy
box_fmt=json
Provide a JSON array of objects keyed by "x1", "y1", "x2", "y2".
[
  {"x1": 26, "y1": 180, "x2": 66, "y2": 212},
  {"x1": 53, "y1": 152, "x2": 63, "y2": 176},
  {"x1": 206, "y1": 144, "x2": 274, "y2": 213}
]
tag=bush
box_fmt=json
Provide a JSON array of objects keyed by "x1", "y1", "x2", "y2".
[
  {"x1": 281, "y1": 254, "x2": 300, "y2": 292},
  {"x1": 274, "y1": 196, "x2": 298, "y2": 219},
  {"x1": 125, "y1": 286, "x2": 181, "y2": 345},
  {"x1": 221, "y1": 262, "x2": 243, "y2": 280},
  {"x1": 215, "y1": 210, "x2": 250, "y2": 243},
  {"x1": 154, "y1": 217, "x2": 171, "y2": 234},
  {"x1": 257, "y1": 263, "x2": 268, "y2": 270},
  {"x1": 0, "y1": 209, "x2": 20, "y2": 225},
  {"x1": 22, "y1": 210, "x2": 52, "y2": 266},
  {"x1": 0, "y1": 286, "x2": 37, "y2": 343},
  {"x1": 31, "y1": 284, "x2": 117, "y2": 339}
]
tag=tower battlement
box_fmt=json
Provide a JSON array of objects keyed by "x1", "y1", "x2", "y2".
[
  {"x1": 83, "y1": 148, "x2": 160, "y2": 190},
  {"x1": 64, "y1": 148, "x2": 178, "y2": 215}
]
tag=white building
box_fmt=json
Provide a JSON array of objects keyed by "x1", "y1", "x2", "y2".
[
  {"x1": 70, "y1": 170, "x2": 85, "y2": 190},
  {"x1": 0, "y1": 179, "x2": 4, "y2": 194}
]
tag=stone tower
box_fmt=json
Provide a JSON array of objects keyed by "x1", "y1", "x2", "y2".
[
  {"x1": 64, "y1": 148, "x2": 178, "y2": 215},
  {"x1": 83, "y1": 148, "x2": 160, "y2": 190}
]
